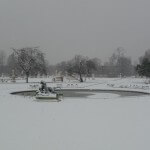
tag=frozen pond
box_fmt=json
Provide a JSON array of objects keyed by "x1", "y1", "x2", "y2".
[
  {"x1": 0, "y1": 83, "x2": 150, "y2": 150},
  {"x1": 11, "y1": 88, "x2": 147, "y2": 99}
]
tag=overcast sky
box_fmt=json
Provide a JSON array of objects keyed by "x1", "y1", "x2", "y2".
[{"x1": 0, "y1": 0, "x2": 150, "y2": 64}]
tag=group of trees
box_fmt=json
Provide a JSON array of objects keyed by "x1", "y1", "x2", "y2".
[
  {"x1": 55, "y1": 55, "x2": 100, "y2": 82},
  {"x1": 0, "y1": 47, "x2": 47, "y2": 83},
  {"x1": 103, "y1": 47, "x2": 134, "y2": 77},
  {"x1": 0, "y1": 47, "x2": 150, "y2": 83},
  {"x1": 0, "y1": 50, "x2": 7, "y2": 75},
  {"x1": 51, "y1": 47, "x2": 134, "y2": 81},
  {"x1": 136, "y1": 49, "x2": 150, "y2": 77}
]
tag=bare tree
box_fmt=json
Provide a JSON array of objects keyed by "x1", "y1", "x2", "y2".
[
  {"x1": 109, "y1": 47, "x2": 125, "y2": 66},
  {"x1": 139, "y1": 49, "x2": 150, "y2": 64},
  {"x1": 86, "y1": 58, "x2": 98, "y2": 76},
  {"x1": 56, "y1": 61, "x2": 68, "y2": 75},
  {"x1": 12, "y1": 47, "x2": 47, "y2": 83},
  {"x1": 106, "y1": 47, "x2": 133, "y2": 77},
  {"x1": 117, "y1": 56, "x2": 133, "y2": 76},
  {"x1": 66, "y1": 55, "x2": 87, "y2": 82},
  {"x1": 7, "y1": 52, "x2": 20, "y2": 75},
  {"x1": 52, "y1": 55, "x2": 100, "y2": 80},
  {"x1": 136, "y1": 49, "x2": 150, "y2": 77},
  {"x1": 0, "y1": 50, "x2": 6, "y2": 75}
]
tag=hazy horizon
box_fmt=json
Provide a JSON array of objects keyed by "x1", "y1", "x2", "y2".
[{"x1": 0, "y1": 0, "x2": 150, "y2": 64}]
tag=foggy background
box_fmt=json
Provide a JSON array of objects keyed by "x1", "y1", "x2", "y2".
[{"x1": 0, "y1": 0, "x2": 150, "y2": 64}]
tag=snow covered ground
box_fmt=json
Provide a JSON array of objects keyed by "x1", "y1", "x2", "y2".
[{"x1": 0, "y1": 77, "x2": 150, "y2": 150}]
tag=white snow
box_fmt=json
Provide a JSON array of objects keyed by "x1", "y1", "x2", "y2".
[
  {"x1": 87, "y1": 92, "x2": 120, "y2": 99},
  {"x1": 0, "y1": 77, "x2": 150, "y2": 150}
]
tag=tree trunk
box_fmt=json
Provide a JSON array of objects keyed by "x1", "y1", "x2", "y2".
[
  {"x1": 79, "y1": 73, "x2": 83, "y2": 82},
  {"x1": 26, "y1": 72, "x2": 29, "y2": 83}
]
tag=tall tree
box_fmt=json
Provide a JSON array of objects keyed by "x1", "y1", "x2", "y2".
[
  {"x1": 136, "y1": 49, "x2": 150, "y2": 77},
  {"x1": 86, "y1": 58, "x2": 98, "y2": 76},
  {"x1": 12, "y1": 47, "x2": 47, "y2": 83},
  {"x1": 7, "y1": 52, "x2": 20, "y2": 75},
  {"x1": 117, "y1": 56, "x2": 133, "y2": 76},
  {"x1": 56, "y1": 61, "x2": 68, "y2": 75},
  {"x1": 66, "y1": 55, "x2": 87, "y2": 82},
  {"x1": 65, "y1": 55, "x2": 98, "y2": 82},
  {"x1": 0, "y1": 50, "x2": 6, "y2": 75},
  {"x1": 0, "y1": 50, "x2": 6, "y2": 65},
  {"x1": 107, "y1": 47, "x2": 133, "y2": 77}
]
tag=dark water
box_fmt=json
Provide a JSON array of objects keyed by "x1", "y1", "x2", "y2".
[
  {"x1": 11, "y1": 89, "x2": 148, "y2": 98},
  {"x1": 62, "y1": 89, "x2": 147, "y2": 98}
]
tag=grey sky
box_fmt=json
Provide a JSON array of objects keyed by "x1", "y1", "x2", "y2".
[{"x1": 0, "y1": 0, "x2": 150, "y2": 64}]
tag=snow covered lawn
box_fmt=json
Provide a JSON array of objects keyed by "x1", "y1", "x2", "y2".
[{"x1": 0, "y1": 78, "x2": 150, "y2": 150}]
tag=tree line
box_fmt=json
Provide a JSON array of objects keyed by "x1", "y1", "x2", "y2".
[
  {"x1": 0, "y1": 47, "x2": 150, "y2": 82},
  {"x1": 48, "y1": 47, "x2": 135, "y2": 82}
]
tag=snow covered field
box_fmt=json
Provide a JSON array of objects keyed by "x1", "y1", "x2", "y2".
[{"x1": 0, "y1": 77, "x2": 150, "y2": 150}]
